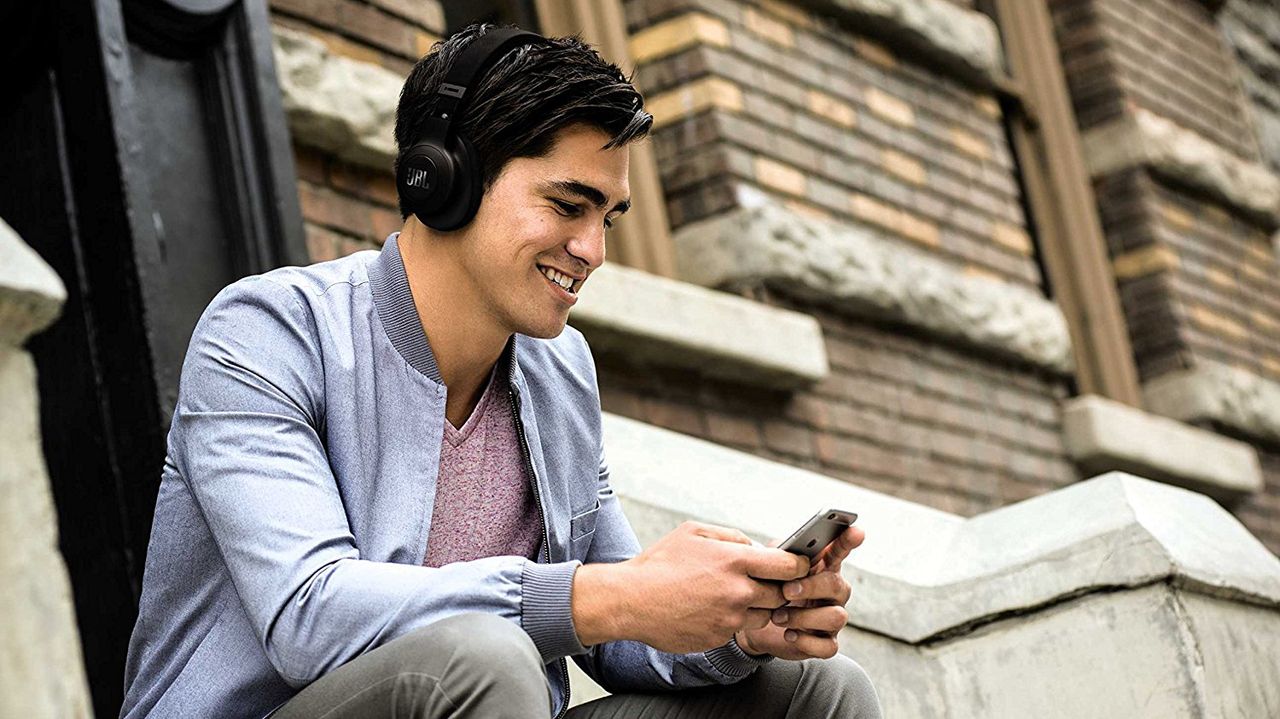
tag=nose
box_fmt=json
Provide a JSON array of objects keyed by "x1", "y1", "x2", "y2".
[{"x1": 565, "y1": 222, "x2": 606, "y2": 271}]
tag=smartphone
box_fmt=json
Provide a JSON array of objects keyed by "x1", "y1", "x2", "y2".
[{"x1": 777, "y1": 508, "x2": 858, "y2": 562}]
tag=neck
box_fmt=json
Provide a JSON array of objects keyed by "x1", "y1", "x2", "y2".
[{"x1": 397, "y1": 222, "x2": 510, "y2": 426}]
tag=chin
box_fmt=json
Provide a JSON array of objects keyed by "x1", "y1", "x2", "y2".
[{"x1": 516, "y1": 315, "x2": 569, "y2": 340}]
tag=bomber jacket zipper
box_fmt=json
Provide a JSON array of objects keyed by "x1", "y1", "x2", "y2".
[{"x1": 508, "y1": 358, "x2": 571, "y2": 719}]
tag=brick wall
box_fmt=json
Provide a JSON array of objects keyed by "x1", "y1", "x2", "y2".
[
  {"x1": 1052, "y1": 0, "x2": 1258, "y2": 160},
  {"x1": 626, "y1": 0, "x2": 1040, "y2": 288},
  {"x1": 1098, "y1": 168, "x2": 1280, "y2": 385},
  {"x1": 1052, "y1": 0, "x2": 1280, "y2": 552},
  {"x1": 1221, "y1": 0, "x2": 1280, "y2": 173},
  {"x1": 268, "y1": 0, "x2": 445, "y2": 260},
  {"x1": 265, "y1": 0, "x2": 1280, "y2": 552},
  {"x1": 598, "y1": 290, "x2": 1078, "y2": 517}
]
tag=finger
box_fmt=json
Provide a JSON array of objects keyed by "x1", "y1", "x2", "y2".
[
  {"x1": 774, "y1": 605, "x2": 848, "y2": 636},
  {"x1": 816, "y1": 526, "x2": 864, "y2": 573},
  {"x1": 745, "y1": 578, "x2": 787, "y2": 609},
  {"x1": 738, "y1": 545, "x2": 809, "y2": 582},
  {"x1": 688, "y1": 521, "x2": 754, "y2": 546},
  {"x1": 782, "y1": 571, "x2": 851, "y2": 604},
  {"x1": 782, "y1": 628, "x2": 840, "y2": 659},
  {"x1": 742, "y1": 608, "x2": 773, "y2": 631}
]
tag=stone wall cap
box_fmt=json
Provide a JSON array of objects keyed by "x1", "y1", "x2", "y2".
[
  {"x1": 1143, "y1": 360, "x2": 1280, "y2": 446},
  {"x1": 603, "y1": 413, "x2": 1280, "y2": 644},
  {"x1": 0, "y1": 217, "x2": 66, "y2": 347},
  {"x1": 1062, "y1": 394, "x2": 1264, "y2": 499},
  {"x1": 570, "y1": 263, "x2": 829, "y2": 388}
]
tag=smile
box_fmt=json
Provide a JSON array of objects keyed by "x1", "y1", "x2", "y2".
[{"x1": 538, "y1": 265, "x2": 583, "y2": 295}]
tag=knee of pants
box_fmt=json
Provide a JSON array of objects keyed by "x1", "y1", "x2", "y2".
[
  {"x1": 819, "y1": 653, "x2": 880, "y2": 705},
  {"x1": 408, "y1": 612, "x2": 545, "y2": 677}
]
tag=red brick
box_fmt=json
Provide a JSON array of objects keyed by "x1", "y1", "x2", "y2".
[
  {"x1": 336, "y1": 0, "x2": 417, "y2": 59},
  {"x1": 643, "y1": 397, "x2": 705, "y2": 437},
  {"x1": 370, "y1": 206, "x2": 404, "y2": 241},
  {"x1": 298, "y1": 181, "x2": 375, "y2": 238},
  {"x1": 367, "y1": 0, "x2": 444, "y2": 32},
  {"x1": 270, "y1": 0, "x2": 339, "y2": 26},
  {"x1": 783, "y1": 394, "x2": 831, "y2": 430},
  {"x1": 705, "y1": 411, "x2": 762, "y2": 448},
  {"x1": 814, "y1": 434, "x2": 909, "y2": 480},
  {"x1": 600, "y1": 385, "x2": 645, "y2": 420},
  {"x1": 293, "y1": 144, "x2": 328, "y2": 184},
  {"x1": 304, "y1": 222, "x2": 341, "y2": 263},
  {"x1": 329, "y1": 160, "x2": 400, "y2": 207},
  {"x1": 762, "y1": 421, "x2": 814, "y2": 459}
]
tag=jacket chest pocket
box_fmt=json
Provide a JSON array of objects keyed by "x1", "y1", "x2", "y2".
[{"x1": 569, "y1": 500, "x2": 600, "y2": 557}]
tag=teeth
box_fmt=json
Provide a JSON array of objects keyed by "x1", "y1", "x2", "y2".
[{"x1": 540, "y1": 266, "x2": 575, "y2": 292}]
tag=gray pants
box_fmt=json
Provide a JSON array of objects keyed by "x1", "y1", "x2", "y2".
[{"x1": 272, "y1": 613, "x2": 883, "y2": 719}]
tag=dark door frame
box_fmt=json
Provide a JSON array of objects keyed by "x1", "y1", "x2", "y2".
[{"x1": 0, "y1": 0, "x2": 304, "y2": 713}]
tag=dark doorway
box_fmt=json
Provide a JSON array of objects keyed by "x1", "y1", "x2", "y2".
[{"x1": 0, "y1": 0, "x2": 305, "y2": 713}]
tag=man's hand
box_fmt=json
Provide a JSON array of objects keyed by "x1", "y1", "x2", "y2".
[
  {"x1": 573, "y1": 521, "x2": 809, "y2": 654},
  {"x1": 734, "y1": 525, "x2": 864, "y2": 660}
]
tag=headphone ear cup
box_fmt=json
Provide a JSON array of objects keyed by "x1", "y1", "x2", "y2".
[
  {"x1": 419, "y1": 134, "x2": 483, "y2": 232},
  {"x1": 399, "y1": 139, "x2": 456, "y2": 225}
]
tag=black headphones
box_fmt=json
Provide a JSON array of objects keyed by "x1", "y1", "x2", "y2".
[{"x1": 397, "y1": 28, "x2": 547, "y2": 232}]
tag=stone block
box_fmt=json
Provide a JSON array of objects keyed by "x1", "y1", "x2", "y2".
[
  {"x1": 601, "y1": 413, "x2": 1280, "y2": 642},
  {"x1": 1062, "y1": 394, "x2": 1263, "y2": 500},
  {"x1": 0, "y1": 217, "x2": 66, "y2": 347},
  {"x1": 597, "y1": 410, "x2": 1280, "y2": 716},
  {"x1": 814, "y1": 0, "x2": 1005, "y2": 88},
  {"x1": 271, "y1": 24, "x2": 402, "y2": 170},
  {"x1": 0, "y1": 220, "x2": 90, "y2": 718},
  {"x1": 1082, "y1": 107, "x2": 1280, "y2": 228},
  {"x1": 673, "y1": 201, "x2": 1075, "y2": 374},
  {"x1": 1143, "y1": 359, "x2": 1280, "y2": 445},
  {"x1": 569, "y1": 263, "x2": 829, "y2": 388}
]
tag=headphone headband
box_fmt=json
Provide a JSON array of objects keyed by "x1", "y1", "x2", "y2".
[{"x1": 424, "y1": 28, "x2": 545, "y2": 143}]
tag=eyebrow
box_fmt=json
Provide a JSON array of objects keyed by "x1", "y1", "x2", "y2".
[{"x1": 543, "y1": 179, "x2": 631, "y2": 215}]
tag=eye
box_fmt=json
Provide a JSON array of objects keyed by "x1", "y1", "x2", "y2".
[
  {"x1": 604, "y1": 216, "x2": 615, "y2": 230},
  {"x1": 552, "y1": 199, "x2": 581, "y2": 217}
]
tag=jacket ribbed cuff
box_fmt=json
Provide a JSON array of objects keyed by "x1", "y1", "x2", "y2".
[
  {"x1": 704, "y1": 636, "x2": 774, "y2": 678},
  {"x1": 521, "y1": 560, "x2": 589, "y2": 662}
]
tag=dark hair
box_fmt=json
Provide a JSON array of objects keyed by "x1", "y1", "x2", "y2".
[{"x1": 394, "y1": 24, "x2": 653, "y2": 219}]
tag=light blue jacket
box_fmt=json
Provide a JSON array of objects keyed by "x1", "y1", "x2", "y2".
[{"x1": 120, "y1": 233, "x2": 768, "y2": 718}]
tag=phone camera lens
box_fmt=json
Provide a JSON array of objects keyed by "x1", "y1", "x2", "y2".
[
  {"x1": 807, "y1": 539, "x2": 817, "y2": 548},
  {"x1": 827, "y1": 514, "x2": 835, "y2": 520}
]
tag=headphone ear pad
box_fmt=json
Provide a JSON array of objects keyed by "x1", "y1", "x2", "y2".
[{"x1": 420, "y1": 134, "x2": 483, "y2": 232}]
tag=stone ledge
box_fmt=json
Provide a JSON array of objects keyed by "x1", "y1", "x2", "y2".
[
  {"x1": 570, "y1": 263, "x2": 829, "y2": 388},
  {"x1": 0, "y1": 217, "x2": 66, "y2": 348},
  {"x1": 602, "y1": 412, "x2": 1280, "y2": 644},
  {"x1": 672, "y1": 201, "x2": 1074, "y2": 375},
  {"x1": 1143, "y1": 360, "x2": 1280, "y2": 446},
  {"x1": 271, "y1": 25, "x2": 400, "y2": 170},
  {"x1": 1081, "y1": 107, "x2": 1280, "y2": 228},
  {"x1": 1062, "y1": 394, "x2": 1263, "y2": 500},
  {"x1": 806, "y1": 0, "x2": 1006, "y2": 89}
]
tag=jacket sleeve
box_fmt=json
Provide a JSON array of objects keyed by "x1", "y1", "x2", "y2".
[
  {"x1": 170, "y1": 277, "x2": 585, "y2": 689},
  {"x1": 568, "y1": 338, "x2": 772, "y2": 693}
]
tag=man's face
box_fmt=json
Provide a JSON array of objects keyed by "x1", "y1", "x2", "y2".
[{"x1": 456, "y1": 123, "x2": 631, "y2": 339}]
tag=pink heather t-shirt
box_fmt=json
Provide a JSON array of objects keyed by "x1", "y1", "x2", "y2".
[{"x1": 423, "y1": 365, "x2": 543, "y2": 568}]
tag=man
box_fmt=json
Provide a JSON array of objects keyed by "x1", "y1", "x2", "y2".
[{"x1": 120, "y1": 24, "x2": 881, "y2": 718}]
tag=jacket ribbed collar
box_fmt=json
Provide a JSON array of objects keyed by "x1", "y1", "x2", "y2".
[{"x1": 368, "y1": 231, "x2": 517, "y2": 388}]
